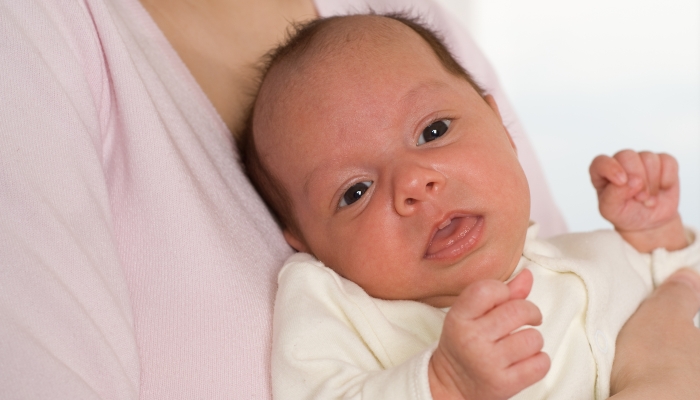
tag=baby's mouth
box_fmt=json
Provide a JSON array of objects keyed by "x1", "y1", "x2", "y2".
[{"x1": 425, "y1": 215, "x2": 483, "y2": 259}]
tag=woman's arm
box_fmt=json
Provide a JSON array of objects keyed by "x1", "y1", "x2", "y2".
[{"x1": 610, "y1": 268, "x2": 700, "y2": 399}]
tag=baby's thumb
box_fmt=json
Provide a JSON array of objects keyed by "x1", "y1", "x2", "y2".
[{"x1": 507, "y1": 269, "x2": 533, "y2": 300}]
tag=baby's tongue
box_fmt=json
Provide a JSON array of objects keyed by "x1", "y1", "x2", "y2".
[{"x1": 426, "y1": 216, "x2": 479, "y2": 256}]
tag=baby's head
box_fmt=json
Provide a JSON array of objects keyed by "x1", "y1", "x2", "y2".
[{"x1": 240, "y1": 14, "x2": 531, "y2": 307}]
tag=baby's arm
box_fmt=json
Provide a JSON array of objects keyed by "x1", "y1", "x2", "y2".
[
  {"x1": 429, "y1": 269, "x2": 550, "y2": 400},
  {"x1": 589, "y1": 150, "x2": 687, "y2": 253},
  {"x1": 273, "y1": 258, "x2": 548, "y2": 400}
]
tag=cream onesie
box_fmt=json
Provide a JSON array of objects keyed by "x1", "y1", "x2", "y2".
[{"x1": 272, "y1": 224, "x2": 700, "y2": 399}]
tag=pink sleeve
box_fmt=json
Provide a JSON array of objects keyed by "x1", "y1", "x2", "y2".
[{"x1": 0, "y1": 1, "x2": 139, "y2": 397}]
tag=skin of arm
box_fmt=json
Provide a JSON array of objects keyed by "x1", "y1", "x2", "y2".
[
  {"x1": 590, "y1": 150, "x2": 688, "y2": 253},
  {"x1": 610, "y1": 268, "x2": 700, "y2": 399}
]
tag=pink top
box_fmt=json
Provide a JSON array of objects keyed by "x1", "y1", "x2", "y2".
[{"x1": 0, "y1": 0, "x2": 565, "y2": 398}]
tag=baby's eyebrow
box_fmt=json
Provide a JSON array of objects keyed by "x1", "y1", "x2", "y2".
[
  {"x1": 303, "y1": 161, "x2": 337, "y2": 203},
  {"x1": 303, "y1": 161, "x2": 363, "y2": 212},
  {"x1": 400, "y1": 80, "x2": 449, "y2": 104}
]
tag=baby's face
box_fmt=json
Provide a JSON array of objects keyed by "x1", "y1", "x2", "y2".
[{"x1": 255, "y1": 18, "x2": 531, "y2": 307}]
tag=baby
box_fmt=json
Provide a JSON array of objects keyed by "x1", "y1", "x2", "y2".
[{"x1": 238, "y1": 14, "x2": 700, "y2": 400}]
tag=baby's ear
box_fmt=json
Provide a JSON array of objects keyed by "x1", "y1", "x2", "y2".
[
  {"x1": 283, "y1": 229, "x2": 310, "y2": 253},
  {"x1": 484, "y1": 94, "x2": 518, "y2": 153}
]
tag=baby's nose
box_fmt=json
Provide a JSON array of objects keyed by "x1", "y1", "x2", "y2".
[{"x1": 392, "y1": 165, "x2": 445, "y2": 216}]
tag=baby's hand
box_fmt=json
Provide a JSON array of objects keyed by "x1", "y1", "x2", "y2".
[
  {"x1": 428, "y1": 270, "x2": 549, "y2": 400},
  {"x1": 590, "y1": 150, "x2": 686, "y2": 252}
]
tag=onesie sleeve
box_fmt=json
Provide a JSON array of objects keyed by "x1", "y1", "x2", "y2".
[
  {"x1": 649, "y1": 228, "x2": 700, "y2": 286},
  {"x1": 0, "y1": 1, "x2": 139, "y2": 398},
  {"x1": 272, "y1": 254, "x2": 441, "y2": 400}
]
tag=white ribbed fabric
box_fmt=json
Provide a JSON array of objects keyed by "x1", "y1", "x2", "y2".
[{"x1": 0, "y1": 0, "x2": 565, "y2": 398}]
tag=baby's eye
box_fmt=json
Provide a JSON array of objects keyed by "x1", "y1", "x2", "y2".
[
  {"x1": 339, "y1": 181, "x2": 372, "y2": 208},
  {"x1": 417, "y1": 119, "x2": 451, "y2": 145}
]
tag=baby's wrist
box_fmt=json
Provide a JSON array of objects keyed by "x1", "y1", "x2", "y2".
[
  {"x1": 428, "y1": 355, "x2": 467, "y2": 400},
  {"x1": 616, "y1": 214, "x2": 688, "y2": 253}
]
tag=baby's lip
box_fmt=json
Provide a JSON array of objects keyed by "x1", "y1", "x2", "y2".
[{"x1": 425, "y1": 214, "x2": 483, "y2": 260}]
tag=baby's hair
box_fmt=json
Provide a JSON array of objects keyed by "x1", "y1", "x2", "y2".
[{"x1": 237, "y1": 13, "x2": 486, "y2": 240}]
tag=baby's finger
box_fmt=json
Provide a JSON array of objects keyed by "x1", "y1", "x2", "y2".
[
  {"x1": 589, "y1": 155, "x2": 627, "y2": 192},
  {"x1": 639, "y1": 151, "x2": 661, "y2": 197},
  {"x1": 451, "y1": 279, "x2": 511, "y2": 321},
  {"x1": 613, "y1": 150, "x2": 648, "y2": 201},
  {"x1": 658, "y1": 153, "x2": 679, "y2": 190},
  {"x1": 480, "y1": 299, "x2": 543, "y2": 341},
  {"x1": 503, "y1": 352, "x2": 550, "y2": 396},
  {"x1": 496, "y1": 328, "x2": 545, "y2": 368},
  {"x1": 506, "y1": 269, "x2": 533, "y2": 300}
]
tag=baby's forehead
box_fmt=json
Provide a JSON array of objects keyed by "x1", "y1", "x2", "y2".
[
  {"x1": 290, "y1": 15, "x2": 418, "y2": 64},
  {"x1": 250, "y1": 13, "x2": 481, "y2": 187},
  {"x1": 251, "y1": 17, "x2": 434, "y2": 181},
  {"x1": 263, "y1": 16, "x2": 424, "y2": 91},
  {"x1": 255, "y1": 16, "x2": 434, "y2": 125}
]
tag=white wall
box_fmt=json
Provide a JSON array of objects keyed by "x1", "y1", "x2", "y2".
[{"x1": 435, "y1": 0, "x2": 700, "y2": 232}]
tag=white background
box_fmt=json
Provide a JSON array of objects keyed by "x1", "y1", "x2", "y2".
[{"x1": 435, "y1": 0, "x2": 700, "y2": 233}]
